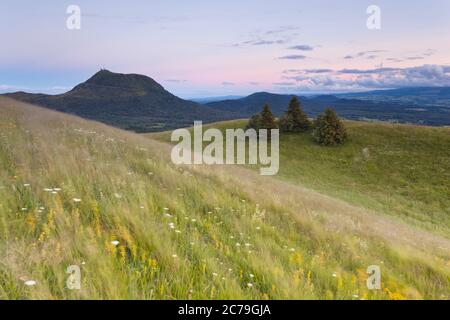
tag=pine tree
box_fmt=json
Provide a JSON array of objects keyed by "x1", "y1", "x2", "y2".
[
  {"x1": 313, "y1": 108, "x2": 347, "y2": 145},
  {"x1": 259, "y1": 104, "x2": 278, "y2": 130},
  {"x1": 279, "y1": 97, "x2": 311, "y2": 132},
  {"x1": 245, "y1": 113, "x2": 262, "y2": 131}
]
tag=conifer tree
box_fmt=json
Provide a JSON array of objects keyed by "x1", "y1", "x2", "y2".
[
  {"x1": 259, "y1": 104, "x2": 278, "y2": 130},
  {"x1": 279, "y1": 97, "x2": 311, "y2": 132},
  {"x1": 245, "y1": 113, "x2": 262, "y2": 131},
  {"x1": 245, "y1": 104, "x2": 278, "y2": 137},
  {"x1": 313, "y1": 108, "x2": 347, "y2": 145}
]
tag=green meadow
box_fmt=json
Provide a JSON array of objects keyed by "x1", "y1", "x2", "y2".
[
  {"x1": 154, "y1": 119, "x2": 450, "y2": 237},
  {"x1": 0, "y1": 98, "x2": 449, "y2": 300}
]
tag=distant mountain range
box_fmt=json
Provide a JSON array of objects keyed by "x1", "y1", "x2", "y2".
[
  {"x1": 3, "y1": 70, "x2": 450, "y2": 131},
  {"x1": 207, "y1": 91, "x2": 450, "y2": 126},
  {"x1": 190, "y1": 95, "x2": 244, "y2": 104},
  {"x1": 338, "y1": 87, "x2": 450, "y2": 107}
]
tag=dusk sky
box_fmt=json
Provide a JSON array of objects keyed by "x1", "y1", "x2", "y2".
[{"x1": 1, "y1": 0, "x2": 450, "y2": 98}]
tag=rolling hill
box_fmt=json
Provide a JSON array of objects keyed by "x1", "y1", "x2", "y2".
[
  {"x1": 154, "y1": 119, "x2": 450, "y2": 237},
  {"x1": 1, "y1": 97, "x2": 449, "y2": 300},
  {"x1": 3, "y1": 70, "x2": 236, "y2": 132}
]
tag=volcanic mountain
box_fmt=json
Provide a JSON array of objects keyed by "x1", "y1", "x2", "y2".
[{"x1": 5, "y1": 70, "x2": 235, "y2": 132}]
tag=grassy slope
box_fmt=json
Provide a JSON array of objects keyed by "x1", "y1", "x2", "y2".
[
  {"x1": 153, "y1": 119, "x2": 450, "y2": 237},
  {"x1": 0, "y1": 98, "x2": 449, "y2": 300}
]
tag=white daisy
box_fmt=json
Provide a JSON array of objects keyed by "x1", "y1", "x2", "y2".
[{"x1": 24, "y1": 280, "x2": 37, "y2": 286}]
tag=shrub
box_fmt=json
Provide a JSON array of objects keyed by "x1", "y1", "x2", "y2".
[{"x1": 313, "y1": 108, "x2": 347, "y2": 145}]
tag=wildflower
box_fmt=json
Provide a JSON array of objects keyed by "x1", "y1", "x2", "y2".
[
  {"x1": 140, "y1": 206, "x2": 145, "y2": 209},
  {"x1": 73, "y1": 198, "x2": 82, "y2": 203},
  {"x1": 212, "y1": 273, "x2": 218, "y2": 277},
  {"x1": 24, "y1": 280, "x2": 36, "y2": 286},
  {"x1": 81, "y1": 261, "x2": 86, "y2": 265},
  {"x1": 245, "y1": 243, "x2": 251, "y2": 247},
  {"x1": 172, "y1": 254, "x2": 177, "y2": 258},
  {"x1": 247, "y1": 283, "x2": 253, "y2": 287},
  {"x1": 249, "y1": 274, "x2": 255, "y2": 278},
  {"x1": 44, "y1": 188, "x2": 53, "y2": 192},
  {"x1": 165, "y1": 213, "x2": 172, "y2": 218},
  {"x1": 53, "y1": 188, "x2": 61, "y2": 192},
  {"x1": 190, "y1": 242, "x2": 195, "y2": 246},
  {"x1": 111, "y1": 240, "x2": 120, "y2": 246},
  {"x1": 256, "y1": 227, "x2": 261, "y2": 230},
  {"x1": 168, "y1": 223, "x2": 175, "y2": 229},
  {"x1": 332, "y1": 272, "x2": 338, "y2": 278},
  {"x1": 21, "y1": 208, "x2": 27, "y2": 211},
  {"x1": 163, "y1": 207, "x2": 170, "y2": 211},
  {"x1": 191, "y1": 219, "x2": 196, "y2": 222},
  {"x1": 352, "y1": 294, "x2": 359, "y2": 299},
  {"x1": 289, "y1": 248, "x2": 296, "y2": 252},
  {"x1": 228, "y1": 268, "x2": 232, "y2": 272},
  {"x1": 175, "y1": 230, "x2": 181, "y2": 234},
  {"x1": 114, "y1": 193, "x2": 122, "y2": 199},
  {"x1": 236, "y1": 243, "x2": 241, "y2": 247},
  {"x1": 23, "y1": 184, "x2": 30, "y2": 187}
]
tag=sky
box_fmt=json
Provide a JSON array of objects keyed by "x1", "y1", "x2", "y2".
[{"x1": 1, "y1": 0, "x2": 450, "y2": 98}]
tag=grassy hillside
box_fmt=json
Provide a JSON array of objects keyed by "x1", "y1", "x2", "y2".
[
  {"x1": 0, "y1": 97, "x2": 449, "y2": 300},
  {"x1": 153, "y1": 119, "x2": 450, "y2": 237}
]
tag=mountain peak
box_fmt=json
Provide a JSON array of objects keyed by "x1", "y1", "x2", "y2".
[{"x1": 72, "y1": 69, "x2": 165, "y2": 94}]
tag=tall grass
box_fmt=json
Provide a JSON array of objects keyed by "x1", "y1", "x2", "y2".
[
  {"x1": 0, "y1": 98, "x2": 449, "y2": 300},
  {"x1": 154, "y1": 119, "x2": 450, "y2": 237}
]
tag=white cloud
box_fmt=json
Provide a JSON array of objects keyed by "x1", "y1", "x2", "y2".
[{"x1": 282, "y1": 64, "x2": 450, "y2": 91}]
